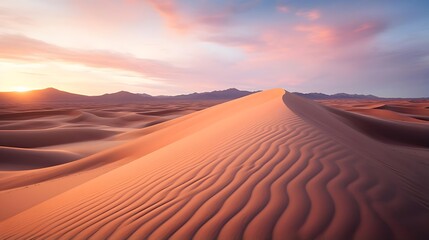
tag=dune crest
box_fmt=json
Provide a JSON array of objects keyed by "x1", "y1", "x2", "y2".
[{"x1": 1, "y1": 89, "x2": 428, "y2": 239}]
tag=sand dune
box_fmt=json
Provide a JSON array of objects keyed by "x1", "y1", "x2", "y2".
[
  {"x1": 0, "y1": 128, "x2": 120, "y2": 148},
  {"x1": 1, "y1": 89, "x2": 428, "y2": 239},
  {"x1": 0, "y1": 147, "x2": 81, "y2": 171},
  {"x1": 320, "y1": 99, "x2": 429, "y2": 123},
  {"x1": 0, "y1": 101, "x2": 220, "y2": 169},
  {"x1": 324, "y1": 106, "x2": 429, "y2": 148}
]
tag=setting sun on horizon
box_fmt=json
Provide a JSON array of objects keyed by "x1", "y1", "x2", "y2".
[{"x1": 11, "y1": 86, "x2": 31, "y2": 93}]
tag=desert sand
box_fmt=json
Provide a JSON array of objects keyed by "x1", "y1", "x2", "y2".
[
  {"x1": 1, "y1": 89, "x2": 428, "y2": 239},
  {"x1": 0, "y1": 101, "x2": 221, "y2": 170},
  {"x1": 320, "y1": 99, "x2": 429, "y2": 123}
]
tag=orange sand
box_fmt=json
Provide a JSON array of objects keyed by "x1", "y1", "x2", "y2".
[{"x1": 0, "y1": 89, "x2": 428, "y2": 239}]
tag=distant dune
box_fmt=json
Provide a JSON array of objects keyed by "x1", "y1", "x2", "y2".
[
  {"x1": 320, "y1": 99, "x2": 429, "y2": 124},
  {"x1": 0, "y1": 89, "x2": 428, "y2": 239},
  {"x1": 0, "y1": 101, "x2": 220, "y2": 172}
]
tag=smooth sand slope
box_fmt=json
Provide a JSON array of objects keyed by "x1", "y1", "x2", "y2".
[{"x1": 1, "y1": 89, "x2": 428, "y2": 239}]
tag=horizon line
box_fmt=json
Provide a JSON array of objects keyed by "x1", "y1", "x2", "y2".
[{"x1": 1, "y1": 87, "x2": 428, "y2": 99}]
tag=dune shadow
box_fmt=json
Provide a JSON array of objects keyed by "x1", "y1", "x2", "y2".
[{"x1": 282, "y1": 91, "x2": 429, "y2": 148}]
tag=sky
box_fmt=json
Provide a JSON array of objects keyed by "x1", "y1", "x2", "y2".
[{"x1": 0, "y1": 0, "x2": 428, "y2": 97}]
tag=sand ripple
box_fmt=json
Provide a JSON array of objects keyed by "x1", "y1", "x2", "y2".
[{"x1": 1, "y1": 89, "x2": 428, "y2": 239}]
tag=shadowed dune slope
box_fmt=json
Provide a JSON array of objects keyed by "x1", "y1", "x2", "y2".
[
  {"x1": 0, "y1": 128, "x2": 120, "y2": 148},
  {"x1": 1, "y1": 89, "x2": 428, "y2": 239},
  {"x1": 319, "y1": 99, "x2": 429, "y2": 124},
  {"x1": 323, "y1": 106, "x2": 429, "y2": 148},
  {"x1": 0, "y1": 147, "x2": 81, "y2": 171}
]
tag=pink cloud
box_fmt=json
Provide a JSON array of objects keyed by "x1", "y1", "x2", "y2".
[
  {"x1": 295, "y1": 20, "x2": 387, "y2": 45},
  {"x1": 145, "y1": 0, "x2": 260, "y2": 33},
  {"x1": 296, "y1": 10, "x2": 321, "y2": 20},
  {"x1": 0, "y1": 7, "x2": 32, "y2": 28},
  {"x1": 294, "y1": 25, "x2": 334, "y2": 44},
  {"x1": 197, "y1": 18, "x2": 390, "y2": 90},
  {"x1": 0, "y1": 34, "x2": 181, "y2": 79},
  {"x1": 66, "y1": 0, "x2": 152, "y2": 34},
  {"x1": 145, "y1": 0, "x2": 191, "y2": 33},
  {"x1": 202, "y1": 17, "x2": 387, "y2": 67},
  {"x1": 277, "y1": 5, "x2": 290, "y2": 13},
  {"x1": 203, "y1": 34, "x2": 265, "y2": 52}
]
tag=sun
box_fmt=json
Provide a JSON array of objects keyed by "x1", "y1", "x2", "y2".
[{"x1": 12, "y1": 86, "x2": 30, "y2": 92}]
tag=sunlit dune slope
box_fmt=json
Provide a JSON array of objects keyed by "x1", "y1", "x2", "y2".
[{"x1": 1, "y1": 89, "x2": 428, "y2": 239}]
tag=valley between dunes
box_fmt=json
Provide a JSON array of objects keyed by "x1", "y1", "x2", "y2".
[{"x1": 1, "y1": 89, "x2": 429, "y2": 239}]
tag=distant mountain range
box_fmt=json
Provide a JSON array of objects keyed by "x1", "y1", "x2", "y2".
[
  {"x1": 158, "y1": 88, "x2": 254, "y2": 100},
  {"x1": 0, "y1": 88, "x2": 256, "y2": 103},
  {"x1": 292, "y1": 92, "x2": 381, "y2": 100},
  {"x1": 0, "y1": 88, "x2": 425, "y2": 104},
  {"x1": 293, "y1": 92, "x2": 428, "y2": 100}
]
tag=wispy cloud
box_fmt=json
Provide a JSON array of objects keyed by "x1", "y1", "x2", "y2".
[
  {"x1": 276, "y1": 4, "x2": 290, "y2": 13},
  {"x1": 0, "y1": 34, "x2": 182, "y2": 79},
  {"x1": 0, "y1": 7, "x2": 32, "y2": 28},
  {"x1": 295, "y1": 19, "x2": 388, "y2": 45},
  {"x1": 146, "y1": 0, "x2": 260, "y2": 33},
  {"x1": 296, "y1": 10, "x2": 320, "y2": 20}
]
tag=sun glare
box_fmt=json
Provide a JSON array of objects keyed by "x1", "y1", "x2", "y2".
[{"x1": 13, "y1": 86, "x2": 30, "y2": 92}]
